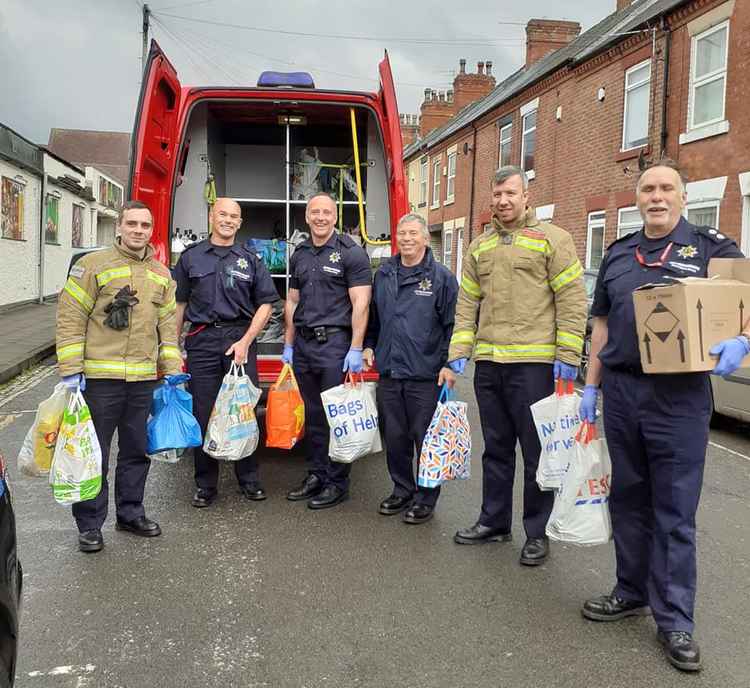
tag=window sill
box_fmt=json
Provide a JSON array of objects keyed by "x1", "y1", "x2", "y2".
[
  {"x1": 2, "y1": 236, "x2": 26, "y2": 242},
  {"x1": 525, "y1": 169, "x2": 536, "y2": 181},
  {"x1": 430, "y1": 203, "x2": 441, "y2": 210},
  {"x1": 45, "y1": 242, "x2": 62, "y2": 246},
  {"x1": 615, "y1": 145, "x2": 649, "y2": 162},
  {"x1": 679, "y1": 120, "x2": 730, "y2": 145},
  {"x1": 444, "y1": 198, "x2": 455, "y2": 207}
]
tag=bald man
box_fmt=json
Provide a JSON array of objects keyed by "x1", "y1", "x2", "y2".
[{"x1": 175, "y1": 198, "x2": 279, "y2": 507}]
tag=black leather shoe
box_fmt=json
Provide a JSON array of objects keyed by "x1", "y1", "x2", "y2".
[
  {"x1": 308, "y1": 485, "x2": 349, "y2": 510},
  {"x1": 192, "y1": 489, "x2": 217, "y2": 508},
  {"x1": 454, "y1": 522, "x2": 512, "y2": 544},
  {"x1": 240, "y1": 482, "x2": 267, "y2": 501},
  {"x1": 379, "y1": 494, "x2": 412, "y2": 515},
  {"x1": 520, "y1": 536, "x2": 549, "y2": 566},
  {"x1": 582, "y1": 592, "x2": 651, "y2": 621},
  {"x1": 658, "y1": 630, "x2": 701, "y2": 672},
  {"x1": 115, "y1": 516, "x2": 162, "y2": 537},
  {"x1": 78, "y1": 529, "x2": 103, "y2": 553},
  {"x1": 403, "y1": 504, "x2": 434, "y2": 524},
  {"x1": 287, "y1": 474, "x2": 323, "y2": 501}
]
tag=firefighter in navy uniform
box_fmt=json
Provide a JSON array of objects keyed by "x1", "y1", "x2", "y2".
[
  {"x1": 363, "y1": 213, "x2": 458, "y2": 524},
  {"x1": 283, "y1": 192, "x2": 372, "y2": 509},
  {"x1": 579, "y1": 161, "x2": 748, "y2": 673},
  {"x1": 174, "y1": 198, "x2": 278, "y2": 508},
  {"x1": 56, "y1": 200, "x2": 182, "y2": 552}
]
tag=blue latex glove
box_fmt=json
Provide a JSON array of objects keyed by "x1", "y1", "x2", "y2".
[
  {"x1": 343, "y1": 347, "x2": 363, "y2": 373},
  {"x1": 449, "y1": 358, "x2": 467, "y2": 375},
  {"x1": 580, "y1": 385, "x2": 598, "y2": 423},
  {"x1": 282, "y1": 344, "x2": 294, "y2": 365},
  {"x1": 61, "y1": 373, "x2": 86, "y2": 391},
  {"x1": 553, "y1": 359, "x2": 578, "y2": 381},
  {"x1": 710, "y1": 336, "x2": 750, "y2": 378}
]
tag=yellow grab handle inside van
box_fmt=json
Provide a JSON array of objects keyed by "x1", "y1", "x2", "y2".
[{"x1": 350, "y1": 108, "x2": 390, "y2": 246}]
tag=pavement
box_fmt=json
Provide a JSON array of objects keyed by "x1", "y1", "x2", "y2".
[
  {"x1": 2, "y1": 363, "x2": 750, "y2": 688},
  {"x1": 0, "y1": 302, "x2": 57, "y2": 385}
]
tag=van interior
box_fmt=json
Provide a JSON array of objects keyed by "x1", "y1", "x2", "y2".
[{"x1": 172, "y1": 100, "x2": 391, "y2": 354}]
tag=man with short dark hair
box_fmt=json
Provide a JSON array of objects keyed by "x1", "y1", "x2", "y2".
[
  {"x1": 56, "y1": 200, "x2": 181, "y2": 552},
  {"x1": 449, "y1": 165, "x2": 587, "y2": 565},
  {"x1": 579, "y1": 160, "x2": 747, "y2": 672},
  {"x1": 283, "y1": 192, "x2": 372, "y2": 509}
]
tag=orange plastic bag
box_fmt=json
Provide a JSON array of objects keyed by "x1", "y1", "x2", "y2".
[{"x1": 265, "y1": 364, "x2": 305, "y2": 449}]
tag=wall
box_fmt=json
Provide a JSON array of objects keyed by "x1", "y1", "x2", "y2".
[{"x1": 0, "y1": 158, "x2": 42, "y2": 306}]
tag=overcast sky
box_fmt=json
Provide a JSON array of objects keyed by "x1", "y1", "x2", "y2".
[{"x1": 0, "y1": 0, "x2": 613, "y2": 144}]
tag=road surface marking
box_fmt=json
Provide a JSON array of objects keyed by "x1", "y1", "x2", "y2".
[{"x1": 709, "y1": 440, "x2": 750, "y2": 462}]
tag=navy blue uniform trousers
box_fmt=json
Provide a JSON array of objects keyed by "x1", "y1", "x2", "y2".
[
  {"x1": 293, "y1": 330, "x2": 351, "y2": 490},
  {"x1": 602, "y1": 367, "x2": 711, "y2": 633},
  {"x1": 73, "y1": 378, "x2": 157, "y2": 532},
  {"x1": 377, "y1": 377, "x2": 441, "y2": 506},
  {"x1": 186, "y1": 325, "x2": 260, "y2": 493},
  {"x1": 473, "y1": 361, "x2": 554, "y2": 538}
]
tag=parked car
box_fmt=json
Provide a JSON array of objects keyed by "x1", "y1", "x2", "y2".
[
  {"x1": 67, "y1": 246, "x2": 106, "y2": 276},
  {"x1": 0, "y1": 451, "x2": 22, "y2": 688},
  {"x1": 711, "y1": 367, "x2": 750, "y2": 423},
  {"x1": 578, "y1": 269, "x2": 598, "y2": 383}
]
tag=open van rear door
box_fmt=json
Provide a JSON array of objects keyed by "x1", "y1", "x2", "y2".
[
  {"x1": 378, "y1": 51, "x2": 408, "y2": 229},
  {"x1": 128, "y1": 40, "x2": 182, "y2": 264}
]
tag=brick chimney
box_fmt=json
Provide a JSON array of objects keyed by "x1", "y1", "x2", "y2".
[
  {"x1": 399, "y1": 113, "x2": 420, "y2": 147},
  {"x1": 452, "y1": 58, "x2": 496, "y2": 113},
  {"x1": 419, "y1": 88, "x2": 455, "y2": 138},
  {"x1": 525, "y1": 19, "x2": 581, "y2": 67},
  {"x1": 616, "y1": 0, "x2": 634, "y2": 10}
]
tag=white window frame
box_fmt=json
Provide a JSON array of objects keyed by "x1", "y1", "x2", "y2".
[
  {"x1": 443, "y1": 226, "x2": 453, "y2": 268},
  {"x1": 621, "y1": 59, "x2": 652, "y2": 151},
  {"x1": 455, "y1": 224, "x2": 464, "y2": 277},
  {"x1": 445, "y1": 147, "x2": 457, "y2": 205},
  {"x1": 498, "y1": 122, "x2": 512, "y2": 167},
  {"x1": 418, "y1": 157, "x2": 428, "y2": 206},
  {"x1": 685, "y1": 200, "x2": 721, "y2": 229},
  {"x1": 586, "y1": 211, "x2": 606, "y2": 269},
  {"x1": 520, "y1": 98, "x2": 539, "y2": 180},
  {"x1": 431, "y1": 158, "x2": 441, "y2": 209},
  {"x1": 617, "y1": 206, "x2": 642, "y2": 239}
]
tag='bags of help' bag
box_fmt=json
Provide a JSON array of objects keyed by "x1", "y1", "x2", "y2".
[
  {"x1": 545, "y1": 421, "x2": 612, "y2": 546},
  {"x1": 322, "y1": 373, "x2": 381, "y2": 463},
  {"x1": 531, "y1": 379, "x2": 582, "y2": 490},
  {"x1": 417, "y1": 384, "x2": 471, "y2": 488}
]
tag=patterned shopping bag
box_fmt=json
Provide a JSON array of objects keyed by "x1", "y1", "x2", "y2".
[{"x1": 417, "y1": 385, "x2": 471, "y2": 488}]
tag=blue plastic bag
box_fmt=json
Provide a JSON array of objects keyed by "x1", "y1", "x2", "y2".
[
  {"x1": 147, "y1": 374, "x2": 202, "y2": 454},
  {"x1": 245, "y1": 238, "x2": 287, "y2": 273}
]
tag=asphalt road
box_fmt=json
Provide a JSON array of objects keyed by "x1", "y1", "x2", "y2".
[{"x1": 1, "y1": 361, "x2": 749, "y2": 688}]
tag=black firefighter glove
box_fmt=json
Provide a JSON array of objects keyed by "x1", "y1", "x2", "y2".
[{"x1": 104, "y1": 286, "x2": 140, "y2": 330}]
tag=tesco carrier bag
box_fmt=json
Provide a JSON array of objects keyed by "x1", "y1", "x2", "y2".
[
  {"x1": 545, "y1": 421, "x2": 612, "y2": 546},
  {"x1": 322, "y1": 373, "x2": 381, "y2": 463},
  {"x1": 18, "y1": 382, "x2": 71, "y2": 477},
  {"x1": 531, "y1": 379, "x2": 582, "y2": 490}
]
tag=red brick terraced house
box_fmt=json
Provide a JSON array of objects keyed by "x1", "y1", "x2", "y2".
[{"x1": 402, "y1": 0, "x2": 750, "y2": 278}]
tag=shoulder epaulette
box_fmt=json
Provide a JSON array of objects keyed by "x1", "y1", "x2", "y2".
[
  {"x1": 605, "y1": 230, "x2": 639, "y2": 251},
  {"x1": 694, "y1": 225, "x2": 731, "y2": 243}
]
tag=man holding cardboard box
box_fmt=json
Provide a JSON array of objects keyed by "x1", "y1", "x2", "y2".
[{"x1": 579, "y1": 160, "x2": 749, "y2": 673}]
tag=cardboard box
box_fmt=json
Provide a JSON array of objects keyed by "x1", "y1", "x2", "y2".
[{"x1": 632, "y1": 259, "x2": 750, "y2": 373}]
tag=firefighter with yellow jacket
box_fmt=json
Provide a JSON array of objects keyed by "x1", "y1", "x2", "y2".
[
  {"x1": 449, "y1": 166, "x2": 587, "y2": 566},
  {"x1": 56, "y1": 200, "x2": 181, "y2": 553}
]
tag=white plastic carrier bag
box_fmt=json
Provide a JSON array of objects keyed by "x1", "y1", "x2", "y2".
[{"x1": 18, "y1": 382, "x2": 71, "y2": 477}]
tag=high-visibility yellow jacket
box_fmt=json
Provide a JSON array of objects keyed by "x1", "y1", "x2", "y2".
[
  {"x1": 56, "y1": 239, "x2": 181, "y2": 381},
  {"x1": 449, "y1": 208, "x2": 587, "y2": 366}
]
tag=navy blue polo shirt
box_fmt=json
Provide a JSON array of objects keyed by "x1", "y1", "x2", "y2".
[
  {"x1": 365, "y1": 248, "x2": 458, "y2": 380},
  {"x1": 174, "y1": 239, "x2": 279, "y2": 324},
  {"x1": 592, "y1": 217, "x2": 743, "y2": 371},
  {"x1": 289, "y1": 232, "x2": 371, "y2": 328}
]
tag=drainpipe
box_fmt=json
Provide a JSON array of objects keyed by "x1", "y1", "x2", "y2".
[
  {"x1": 38, "y1": 169, "x2": 46, "y2": 304},
  {"x1": 467, "y1": 122, "x2": 478, "y2": 241},
  {"x1": 659, "y1": 17, "x2": 672, "y2": 157}
]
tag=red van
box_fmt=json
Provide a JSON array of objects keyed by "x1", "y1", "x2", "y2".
[{"x1": 128, "y1": 40, "x2": 406, "y2": 383}]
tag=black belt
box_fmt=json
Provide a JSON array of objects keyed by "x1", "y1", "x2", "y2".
[
  {"x1": 607, "y1": 364, "x2": 644, "y2": 377},
  {"x1": 297, "y1": 325, "x2": 351, "y2": 340}
]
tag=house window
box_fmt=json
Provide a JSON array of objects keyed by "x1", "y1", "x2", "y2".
[
  {"x1": 521, "y1": 108, "x2": 537, "y2": 177},
  {"x1": 499, "y1": 123, "x2": 512, "y2": 167},
  {"x1": 586, "y1": 211, "x2": 606, "y2": 270},
  {"x1": 98, "y1": 177, "x2": 123, "y2": 209},
  {"x1": 689, "y1": 21, "x2": 729, "y2": 131},
  {"x1": 455, "y1": 225, "x2": 464, "y2": 277},
  {"x1": 419, "y1": 158, "x2": 428, "y2": 206},
  {"x1": 446, "y1": 151, "x2": 457, "y2": 203},
  {"x1": 687, "y1": 201, "x2": 720, "y2": 229},
  {"x1": 72, "y1": 204, "x2": 84, "y2": 248},
  {"x1": 622, "y1": 60, "x2": 651, "y2": 150},
  {"x1": 1, "y1": 176, "x2": 25, "y2": 241},
  {"x1": 617, "y1": 206, "x2": 642, "y2": 238},
  {"x1": 431, "y1": 158, "x2": 441, "y2": 207},
  {"x1": 45, "y1": 195, "x2": 60, "y2": 244},
  {"x1": 443, "y1": 227, "x2": 453, "y2": 269}
]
